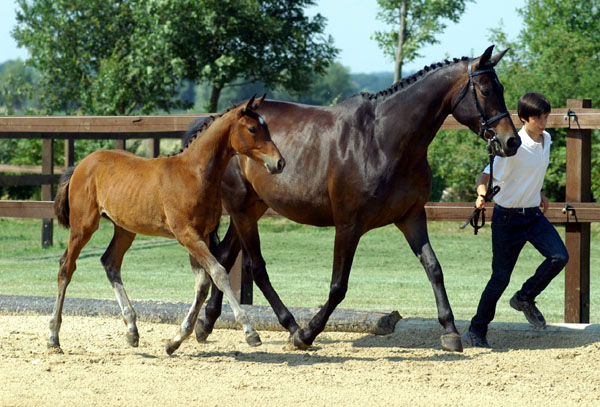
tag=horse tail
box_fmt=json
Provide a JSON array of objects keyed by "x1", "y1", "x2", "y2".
[
  {"x1": 54, "y1": 166, "x2": 75, "y2": 228},
  {"x1": 208, "y1": 221, "x2": 221, "y2": 254}
]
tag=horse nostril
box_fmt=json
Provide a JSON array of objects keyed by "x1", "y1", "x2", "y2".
[
  {"x1": 277, "y1": 158, "x2": 285, "y2": 172},
  {"x1": 507, "y1": 136, "x2": 521, "y2": 150}
]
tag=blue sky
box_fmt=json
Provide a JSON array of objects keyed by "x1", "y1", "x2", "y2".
[{"x1": 0, "y1": 0, "x2": 524, "y2": 74}]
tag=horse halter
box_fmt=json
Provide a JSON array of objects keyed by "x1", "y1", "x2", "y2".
[
  {"x1": 451, "y1": 58, "x2": 510, "y2": 156},
  {"x1": 454, "y1": 58, "x2": 509, "y2": 235}
]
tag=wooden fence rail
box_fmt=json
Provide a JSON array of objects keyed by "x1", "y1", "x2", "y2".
[{"x1": 0, "y1": 100, "x2": 597, "y2": 323}]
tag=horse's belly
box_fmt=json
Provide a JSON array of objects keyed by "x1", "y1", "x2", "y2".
[
  {"x1": 101, "y1": 204, "x2": 173, "y2": 238},
  {"x1": 237, "y1": 157, "x2": 331, "y2": 225}
]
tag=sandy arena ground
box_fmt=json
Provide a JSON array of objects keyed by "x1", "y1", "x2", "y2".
[{"x1": 1, "y1": 314, "x2": 599, "y2": 407}]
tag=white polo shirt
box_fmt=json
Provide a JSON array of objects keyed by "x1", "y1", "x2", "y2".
[{"x1": 483, "y1": 128, "x2": 551, "y2": 208}]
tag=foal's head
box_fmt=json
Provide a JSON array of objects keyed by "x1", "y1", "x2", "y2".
[
  {"x1": 450, "y1": 45, "x2": 521, "y2": 157},
  {"x1": 230, "y1": 95, "x2": 285, "y2": 174}
]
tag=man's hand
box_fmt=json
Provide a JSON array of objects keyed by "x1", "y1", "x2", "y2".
[{"x1": 476, "y1": 195, "x2": 487, "y2": 210}]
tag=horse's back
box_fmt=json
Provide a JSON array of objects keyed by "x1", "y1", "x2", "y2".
[
  {"x1": 225, "y1": 98, "x2": 386, "y2": 226},
  {"x1": 68, "y1": 150, "x2": 176, "y2": 236}
]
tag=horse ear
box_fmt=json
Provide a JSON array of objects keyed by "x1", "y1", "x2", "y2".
[
  {"x1": 488, "y1": 48, "x2": 509, "y2": 67},
  {"x1": 253, "y1": 93, "x2": 266, "y2": 109},
  {"x1": 243, "y1": 95, "x2": 256, "y2": 113},
  {"x1": 475, "y1": 45, "x2": 495, "y2": 69}
]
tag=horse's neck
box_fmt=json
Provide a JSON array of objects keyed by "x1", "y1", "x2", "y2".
[
  {"x1": 376, "y1": 66, "x2": 461, "y2": 156},
  {"x1": 179, "y1": 117, "x2": 234, "y2": 181}
]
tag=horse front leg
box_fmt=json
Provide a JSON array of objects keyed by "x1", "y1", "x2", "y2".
[
  {"x1": 395, "y1": 211, "x2": 463, "y2": 352},
  {"x1": 195, "y1": 223, "x2": 240, "y2": 343},
  {"x1": 181, "y1": 233, "x2": 261, "y2": 349},
  {"x1": 291, "y1": 223, "x2": 361, "y2": 349},
  {"x1": 234, "y1": 213, "x2": 301, "y2": 337}
]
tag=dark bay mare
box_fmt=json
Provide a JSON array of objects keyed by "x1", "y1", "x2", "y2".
[
  {"x1": 49, "y1": 96, "x2": 285, "y2": 355},
  {"x1": 186, "y1": 46, "x2": 521, "y2": 352}
]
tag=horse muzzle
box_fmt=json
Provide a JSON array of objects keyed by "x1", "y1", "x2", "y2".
[
  {"x1": 264, "y1": 156, "x2": 286, "y2": 174},
  {"x1": 482, "y1": 127, "x2": 521, "y2": 158},
  {"x1": 495, "y1": 132, "x2": 521, "y2": 157}
]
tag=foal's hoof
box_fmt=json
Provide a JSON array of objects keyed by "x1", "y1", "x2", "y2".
[
  {"x1": 246, "y1": 332, "x2": 262, "y2": 347},
  {"x1": 47, "y1": 343, "x2": 64, "y2": 355},
  {"x1": 289, "y1": 330, "x2": 311, "y2": 350},
  {"x1": 195, "y1": 319, "x2": 212, "y2": 343},
  {"x1": 165, "y1": 340, "x2": 180, "y2": 356},
  {"x1": 126, "y1": 332, "x2": 139, "y2": 348},
  {"x1": 441, "y1": 333, "x2": 463, "y2": 352}
]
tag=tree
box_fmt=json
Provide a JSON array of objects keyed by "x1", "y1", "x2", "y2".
[
  {"x1": 13, "y1": 0, "x2": 337, "y2": 115},
  {"x1": 162, "y1": 0, "x2": 338, "y2": 112},
  {"x1": 193, "y1": 65, "x2": 392, "y2": 112},
  {"x1": 427, "y1": 130, "x2": 488, "y2": 202},
  {"x1": 373, "y1": 0, "x2": 474, "y2": 82},
  {"x1": 490, "y1": 0, "x2": 600, "y2": 201},
  {"x1": 274, "y1": 62, "x2": 358, "y2": 106},
  {"x1": 12, "y1": 0, "x2": 191, "y2": 115},
  {"x1": 0, "y1": 60, "x2": 40, "y2": 114}
]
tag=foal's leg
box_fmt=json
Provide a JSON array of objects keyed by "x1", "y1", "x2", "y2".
[
  {"x1": 101, "y1": 224, "x2": 139, "y2": 347},
  {"x1": 195, "y1": 222, "x2": 240, "y2": 342},
  {"x1": 179, "y1": 232, "x2": 261, "y2": 349},
  {"x1": 291, "y1": 223, "x2": 361, "y2": 349},
  {"x1": 197, "y1": 214, "x2": 301, "y2": 343},
  {"x1": 48, "y1": 219, "x2": 99, "y2": 352},
  {"x1": 395, "y1": 210, "x2": 462, "y2": 352},
  {"x1": 165, "y1": 257, "x2": 211, "y2": 355}
]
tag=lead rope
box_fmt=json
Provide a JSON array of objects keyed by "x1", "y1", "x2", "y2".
[{"x1": 460, "y1": 139, "x2": 500, "y2": 235}]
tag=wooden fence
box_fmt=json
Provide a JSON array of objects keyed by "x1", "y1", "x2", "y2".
[{"x1": 1, "y1": 99, "x2": 598, "y2": 323}]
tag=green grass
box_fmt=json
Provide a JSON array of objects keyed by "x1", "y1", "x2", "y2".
[{"x1": 1, "y1": 216, "x2": 599, "y2": 324}]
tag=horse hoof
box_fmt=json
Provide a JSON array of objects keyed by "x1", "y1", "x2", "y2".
[
  {"x1": 289, "y1": 330, "x2": 311, "y2": 350},
  {"x1": 246, "y1": 332, "x2": 262, "y2": 347},
  {"x1": 165, "y1": 340, "x2": 179, "y2": 356},
  {"x1": 47, "y1": 343, "x2": 64, "y2": 354},
  {"x1": 441, "y1": 333, "x2": 463, "y2": 352},
  {"x1": 195, "y1": 319, "x2": 212, "y2": 343},
  {"x1": 127, "y1": 332, "x2": 139, "y2": 348}
]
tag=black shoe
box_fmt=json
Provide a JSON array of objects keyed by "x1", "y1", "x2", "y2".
[
  {"x1": 462, "y1": 326, "x2": 490, "y2": 348},
  {"x1": 510, "y1": 293, "x2": 547, "y2": 328}
]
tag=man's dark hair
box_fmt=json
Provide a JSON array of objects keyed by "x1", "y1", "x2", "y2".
[{"x1": 518, "y1": 92, "x2": 551, "y2": 122}]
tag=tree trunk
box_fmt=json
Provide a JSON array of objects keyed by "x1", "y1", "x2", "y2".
[
  {"x1": 208, "y1": 85, "x2": 223, "y2": 113},
  {"x1": 394, "y1": 0, "x2": 408, "y2": 83}
]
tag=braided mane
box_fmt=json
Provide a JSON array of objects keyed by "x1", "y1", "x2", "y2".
[{"x1": 359, "y1": 56, "x2": 469, "y2": 101}]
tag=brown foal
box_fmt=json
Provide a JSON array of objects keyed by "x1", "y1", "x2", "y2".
[{"x1": 49, "y1": 96, "x2": 284, "y2": 355}]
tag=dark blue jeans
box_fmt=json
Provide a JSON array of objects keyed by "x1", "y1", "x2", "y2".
[{"x1": 470, "y1": 205, "x2": 569, "y2": 337}]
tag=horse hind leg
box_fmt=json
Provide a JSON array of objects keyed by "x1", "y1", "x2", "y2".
[
  {"x1": 48, "y1": 222, "x2": 98, "y2": 353},
  {"x1": 101, "y1": 224, "x2": 139, "y2": 347},
  {"x1": 166, "y1": 257, "x2": 212, "y2": 355}
]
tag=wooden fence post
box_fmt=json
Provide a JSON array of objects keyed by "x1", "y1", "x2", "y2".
[
  {"x1": 149, "y1": 137, "x2": 160, "y2": 158},
  {"x1": 41, "y1": 137, "x2": 54, "y2": 248},
  {"x1": 65, "y1": 138, "x2": 75, "y2": 167},
  {"x1": 564, "y1": 99, "x2": 592, "y2": 323},
  {"x1": 115, "y1": 139, "x2": 126, "y2": 150}
]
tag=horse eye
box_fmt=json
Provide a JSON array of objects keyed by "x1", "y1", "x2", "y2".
[
  {"x1": 481, "y1": 88, "x2": 490, "y2": 97},
  {"x1": 248, "y1": 126, "x2": 257, "y2": 134}
]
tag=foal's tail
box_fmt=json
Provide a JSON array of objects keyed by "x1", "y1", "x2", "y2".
[{"x1": 54, "y1": 166, "x2": 75, "y2": 228}]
